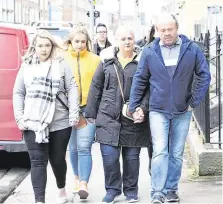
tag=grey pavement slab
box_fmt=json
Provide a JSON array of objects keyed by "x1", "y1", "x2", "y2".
[
  {"x1": 0, "y1": 169, "x2": 8, "y2": 179},
  {"x1": 4, "y1": 127, "x2": 223, "y2": 204},
  {"x1": 0, "y1": 168, "x2": 29, "y2": 203}
]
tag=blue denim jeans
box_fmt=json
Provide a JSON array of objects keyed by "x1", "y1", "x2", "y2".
[
  {"x1": 100, "y1": 144, "x2": 141, "y2": 196},
  {"x1": 149, "y1": 111, "x2": 192, "y2": 199},
  {"x1": 69, "y1": 120, "x2": 96, "y2": 182}
]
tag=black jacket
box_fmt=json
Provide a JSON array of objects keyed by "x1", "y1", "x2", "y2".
[
  {"x1": 85, "y1": 47, "x2": 151, "y2": 147},
  {"x1": 92, "y1": 39, "x2": 112, "y2": 56}
]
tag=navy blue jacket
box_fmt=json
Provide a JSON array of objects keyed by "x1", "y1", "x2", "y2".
[{"x1": 129, "y1": 35, "x2": 211, "y2": 114}]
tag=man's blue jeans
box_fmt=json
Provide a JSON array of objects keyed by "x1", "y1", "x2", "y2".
[
  {"x1": 100, "y1": 144, "x2": 141, "y2": 196},
  {"x1": 69, "y1": 121, "x2": 96, "y2": 182},
  {"x1": 149, "y1": 111, "x2": 192, "y2": 199}
]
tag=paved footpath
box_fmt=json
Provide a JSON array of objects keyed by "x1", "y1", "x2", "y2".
[{"x1": 4, "y1": 127, "x2": 222, "y2": 204}]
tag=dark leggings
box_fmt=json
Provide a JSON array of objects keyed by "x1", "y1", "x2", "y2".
[
  {"x1": 24, "y1": 127, "x2": 71, "y2": 203},
  {"x1": 148, "y1": 138, "x2": 153, "y2": 175}
]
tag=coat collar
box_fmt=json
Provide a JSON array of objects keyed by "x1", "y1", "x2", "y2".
[
  {"x1": 148, "y1": 34, "x2": 193, "y2": 67},
  {"x1": 67, "y1": 44, "x2": 88, "y2": 57},
  {"x1": 100, "y1": 46, "x2": 139, "y2": 64}
]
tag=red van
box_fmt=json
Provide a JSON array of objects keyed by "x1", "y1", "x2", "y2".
[{"x1": 0, "y1": 23, "x2": 29, "y2": 152}]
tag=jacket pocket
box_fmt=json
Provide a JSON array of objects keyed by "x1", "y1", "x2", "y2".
[
  {"x1": 99, "y1": 91, "x2": 116, "y2": 118},
  {"x1": 104, "y1": 71, "x2": 118, "y2": 90},
  {"x1": 149, "y1": 87, "x2": 170, "y2": 111},
  {"x1": 173, "y1": 81, "x2": 189, "y2": 112}
]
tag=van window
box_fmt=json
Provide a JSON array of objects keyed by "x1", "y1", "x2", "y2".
[{"x1": 0, "y1": 33, "x2": 19, "y2": 70}]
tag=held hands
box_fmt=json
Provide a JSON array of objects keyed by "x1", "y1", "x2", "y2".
[{"x1": 132, "y1": 107, "x2": 144, "y2": 123}]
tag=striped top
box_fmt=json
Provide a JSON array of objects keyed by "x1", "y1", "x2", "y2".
[{"x1": 159, "y1": 37, "x2": 182, "y2": 78}]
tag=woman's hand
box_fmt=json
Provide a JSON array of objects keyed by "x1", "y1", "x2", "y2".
[
  {"x1": 69, "y1": 120, "x2": 79, "y2": 127},
  {"x1": 86, "y1": 118, "x2": 95, "y2": 124},
  {"x1": 17, "y1": 119, "x2": 27, "y2": 131}
]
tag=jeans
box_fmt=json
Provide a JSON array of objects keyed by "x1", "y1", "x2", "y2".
[
  {"x1": 69, "y1": 121, "x2": 96, "y2": 182},
  {"x1": 24, "y1": 127, "x2": 71, "y2": 203},
  {"x1": 100, "y1": 144, "x2": 141, "y2": 196},
  {"x1": 149, "y1": 111, "x2": 192, "y2": 198}
]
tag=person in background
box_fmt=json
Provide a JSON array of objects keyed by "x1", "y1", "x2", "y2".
[
  {"x1": 136, "y1": 26, "x2": 156, "y2": 174},
  {"x1": 136, "y1": 25, "x2": 156, "y2": 48},
  {"x1": 85, "y1": 25, "x2": 151, "y2": 204},
  {"x1": 13, "y1": 30, "x2": 80, "y2": 204},
  {"x1": 129, "y1": 13, "x2": 211, "y2": 204},
  {"x1": 63, "y1": 23, "x2": 100, "y2": 200},
  {"x1": 92, "y1": 23, "x2": 112, "y2": 56},
  {"x1": 147, "y1": 25, "x2": 156, "y2": 174}
]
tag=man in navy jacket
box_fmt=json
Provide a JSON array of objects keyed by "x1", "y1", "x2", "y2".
[{"x1": 129, "y1": 14, "x2": 211, "y2": 204}]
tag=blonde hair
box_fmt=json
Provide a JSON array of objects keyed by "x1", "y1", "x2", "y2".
[
  {"x1": 23, "y1": 29, "x2": 61, "y2": 62},
  {"x1": 115, "y1": 24, "x2": 135, "y2": 40},
  {"x1": 64, "y1": 22, "x2": 92, "y2": 52}
]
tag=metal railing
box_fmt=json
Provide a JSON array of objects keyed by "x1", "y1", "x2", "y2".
[{"x1": 193, "y1": 27, "x2": 222, "y2": 149}]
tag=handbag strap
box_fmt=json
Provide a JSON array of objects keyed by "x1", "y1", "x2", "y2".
[
  {"x1": 113, "y1": 64, "x2": 125, "y2": 104},
  {"x1": 56, "y1": 92, "x2": 84, "y2": 114},
  {"x1": 56, "y1": 94, "x2": 69, "y2": 110}
]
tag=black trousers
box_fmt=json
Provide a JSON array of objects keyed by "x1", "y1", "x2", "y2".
[
  {"x1": 24, "y1": 127, "x2": 71, "y2": 203},
  {"x1": 148, "y1": 137, "x2": 153, "y2": 175}
]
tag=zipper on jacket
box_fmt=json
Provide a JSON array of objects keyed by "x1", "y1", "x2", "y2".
[
  {"x1": 172, "y1": 42, "x2": 193, "y2": 79},
  {"x1": 150, "y1": 48, "x2": 169, "y2": 75},
  {"x1": 77, "y1": 53, "x2": 82, "y2": 104},
  {"x1": 150, "y1": 41, "x2": 192, "y2": 114}
]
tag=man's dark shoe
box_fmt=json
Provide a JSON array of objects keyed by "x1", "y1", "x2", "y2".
[
  {"x1": 166, "y1": 191, "x2": 180, "y2": 202},
  {"x1": 102, "y1": 193, "x2": 121, "y2": 203},
  {"x1": 151, "y1": 195, "x2": 165, "y2": 204},
  {"x1": 126, "y1": 194, "x2": 139, "y2": 203}
]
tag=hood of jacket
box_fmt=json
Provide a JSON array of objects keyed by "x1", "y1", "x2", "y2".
[{"x1": 150, "y1": 34, "x2": 191, "y2": 50}]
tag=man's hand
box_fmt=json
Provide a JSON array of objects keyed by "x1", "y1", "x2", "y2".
[
  {"x1": 86, "y1": 118, "x2": 95, "y2": 124},
  {"x1": 132, "y1": 107, "x2": 144, "y2": 123}
]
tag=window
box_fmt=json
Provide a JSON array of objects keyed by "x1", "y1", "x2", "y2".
[
  {"x1": 0, "y1": 34, "x2": 19, "y2": 70},
  {"x1": 194, "y1": 23, "x2": 201, "y2": 38}
]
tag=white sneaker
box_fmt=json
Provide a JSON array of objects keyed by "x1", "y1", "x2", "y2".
[
  {"x1": 57, "y1": 187, "x2": 67, "y2": 204},
  {"x1": 73, "y1": 179, "x2": 80, "y2": 193},
  {"x1": 57, "y1": 197, "x2": 67, "y2": 204}
]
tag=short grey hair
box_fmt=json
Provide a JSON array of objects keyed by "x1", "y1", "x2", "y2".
[
  {"x1": 155, "y1": 13, "x2": 179, "y2": 29},
  {"x1": 115, "y1": 24, "x2": 135, "y2": 40}
]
